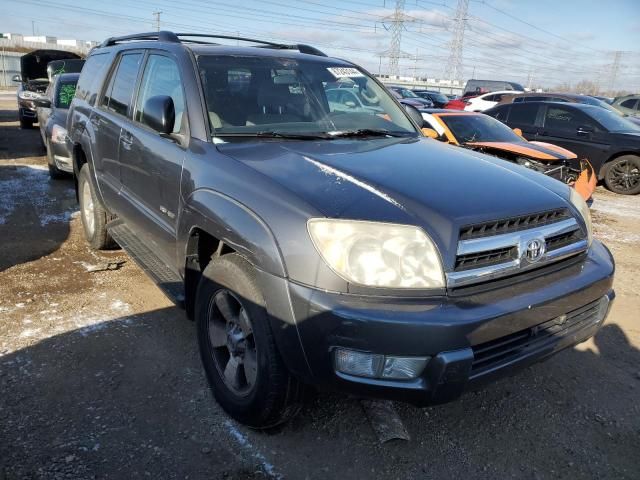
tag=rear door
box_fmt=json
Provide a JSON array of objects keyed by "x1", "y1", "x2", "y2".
[
  {"x1": 117, "y1": 51, "x2": 187, "y2": 266},
  {"x1": 504, "y1": 103, "x2": 540, "y2": 139},
  {"x1": 536, "y1": 104, "x2": 611, "y2": 171},
  {"x1": 90, "y1": 52, "x2": 143, "y2": 211}
]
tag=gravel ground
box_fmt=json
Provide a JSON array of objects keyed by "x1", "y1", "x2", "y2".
[{"x1": 0, "y1": 101, "x2": 639, "y2": 480}]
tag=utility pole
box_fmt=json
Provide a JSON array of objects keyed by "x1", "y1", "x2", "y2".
[
  {"x1": 387, "y1": 0, "x2": 406, "y2": 77},
  {"x1": 608, "y1": 50, "x2": 622, "y2": 92},
  {"x1": 32, "y1": 20, "x2": 35, "y2": 35},
  {"x1": 153, "y1": 11, "x2": 162, "y2": 32},
  {"x1": 443, "y1": 0, "x2": 469, "y2": 84}
]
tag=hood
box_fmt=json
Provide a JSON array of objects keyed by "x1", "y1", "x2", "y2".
[
  {"x1": 217, "y1": 138, "x2": 571, "y2": 264},
  {"x1": 20, "y1": 50, "x2": 81, "y2": 82},
  {"x1": 466, "y1": 140, "x2": 577, "y2": 161}
]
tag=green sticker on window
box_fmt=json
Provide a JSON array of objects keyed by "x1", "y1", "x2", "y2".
[{"x1": 58, "y1": 84, "x2": 76, "y2": 107}]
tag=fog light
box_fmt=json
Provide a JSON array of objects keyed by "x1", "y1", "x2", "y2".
[
  {"x1": 334, "y1": 348, "x2": 429, "y2": 380},
  {"x1": 382, "y1": 356, "x2": 429, "y2": 379},
  {"x1": 334, "y1": 349, "x2": 383, "y2": 378}
]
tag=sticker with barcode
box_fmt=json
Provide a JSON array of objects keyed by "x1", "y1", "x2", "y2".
[{"x1": 327, "y1": 67, "x2": 364, "y2": 78}]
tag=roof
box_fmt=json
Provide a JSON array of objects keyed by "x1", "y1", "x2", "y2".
[
  {"x1": 421, "y1": 108, "x2": 472, "y2": 114},
  {"x1": 506, "y1": 101, "x2": 603, "y2": 111}
]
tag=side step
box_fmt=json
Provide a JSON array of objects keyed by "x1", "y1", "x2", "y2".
[{"x1": 108, "y1": 224, "x2": 185, "y2": 307}]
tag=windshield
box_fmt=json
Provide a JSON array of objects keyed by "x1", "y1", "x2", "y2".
[
  {"x1": 422, "y1": 91, "x2": 448, "y2": 104},
  {"x1": 441, "y1": 114, "x2": 523, "y2": 143},
  {"x1": 56, "y1": 79, "x2": 78, "y2": 108},
  {"x1": 398, "y1": 88, "x2": 419, "y2": 98},
  {"x1": 587, "y1": 106, "x2": 640, "y2": 132},
  {"x1": 197, "y1": 55, "x2": 417, "y2": 138},
  {"x1": 582, "y1": 96, "x2": 629, "y2": 117}
]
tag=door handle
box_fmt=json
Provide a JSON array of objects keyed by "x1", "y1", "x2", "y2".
[
  {"x1": 120, "y1": 131, "x2": 134, "y2": 150},
  {"x1": 90, "y1": 116, "x2": 102, "y2": 127}
]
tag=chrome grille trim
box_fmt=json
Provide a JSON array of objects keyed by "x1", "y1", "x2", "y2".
[{"x1": 447, "y1": 217, "x2": 588, "y2": 288}]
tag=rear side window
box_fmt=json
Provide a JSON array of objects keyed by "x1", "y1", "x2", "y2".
[
  {"x1": 621, "y1": 99, "x2": 638, "y2": 109},
  {"x1": 75, "y1": 53, "x2": 111, "y2": 105},
  {"x1": 488, "y1": 105, "x2": 509, "y2": 121},
  {"x1": 102, "y1": 53, "x2": 142, "y2": 117},
  {"x1": 509, "y1": 104, "x2": 539, "y2": 125},
  {"x1": 134, "y1": 54, "x2": 185, "y2": 134}
]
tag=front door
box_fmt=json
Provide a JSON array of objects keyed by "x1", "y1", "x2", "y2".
[{"x1": 118, "y1": 52, "x2": 187, "y2": 268}]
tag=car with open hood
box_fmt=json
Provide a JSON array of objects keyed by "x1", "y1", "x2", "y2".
[
  {"x1": 13, "y1": 49, "x2": 81, "y2": 129},
  {"x1": 420, "y1": 109, "x2": 596, "y2": 201},
  {"x1": 67, "y1": 31, "x2": 615, "y2": 429}
]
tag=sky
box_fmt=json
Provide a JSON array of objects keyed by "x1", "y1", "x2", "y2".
[{"x1": 2, "y1": 0, "x2": 640, "y2": 92}]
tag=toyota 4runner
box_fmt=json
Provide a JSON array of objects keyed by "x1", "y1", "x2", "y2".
[{"x1": 67, "y1": 32, "x2": 615, "y2": 428}]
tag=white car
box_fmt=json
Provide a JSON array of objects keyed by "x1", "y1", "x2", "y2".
[{"x1": 464, "y1": 90, "x2": 523, "y2": 112}]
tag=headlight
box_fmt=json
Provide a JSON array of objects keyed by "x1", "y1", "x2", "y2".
[
  {"x1": 18, "y1": 90, "x2": 40, "y2": 100},
  {"x1": 51, "y1": 124, "x2": 68, "y2": 144},
  {"x1": 569, "y1": 188, "x2": 592, "y2": 246},
  {"x1": 307, "y1": 219, "x2": 444, "y2": 289}
]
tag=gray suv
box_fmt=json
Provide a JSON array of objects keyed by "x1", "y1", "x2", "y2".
[{"x1": 67, "y1": 32, "x2": 615, "y2": 429}]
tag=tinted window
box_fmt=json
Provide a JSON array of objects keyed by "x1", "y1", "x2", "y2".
[
  {"x1": 544, "y1": 106, "x2": 596, "y2": 131},
  {"x1": 134, "y1": 54, "x2": 185, "y2": 134},
  {"x1": 441, "y1": 114, "x2": 522, "y2": 143},
  {"x1": 102, "y1": 53, "x2": 142, "y2": 117},
  {"x1": 509, "y1": 104, "x2": 539, "y2": 124},
  {"x1": 75, "y1": 53, "x2": 111, "y2": 105},
  {"x1": 56, "y1": 78, "x2": 78, "y2": 108},
  {"x1": 621, "y1": 99, "x2": 637, "y2": 109},
  {"x1": 228, "y1": 68, "x2": 251, "y2": 95},
  {"x1": 486, "y1": 105, "x2": 509, "y2": 121}
]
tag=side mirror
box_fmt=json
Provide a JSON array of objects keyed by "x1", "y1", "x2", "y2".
[
  {"x1": 421, "y1": 127, "x2": 439, "y2": 139},
  {"x1": 142, "y1": 95, "x2": 175, "y2": 135},
  {"x1": 513, "y1": 127, "x2": 523, "y2": 137},
  {"x1": 576, "y1": 125, "x2": 594, "y2": 136},
  {"x1": 404, "y1": 104, "x2": 424, "y2": 127},
  {"x1": 34, "y1": 97, "x2": 51, "y2": 108},
  {"x1": 11, "y1": 74, "x2": 21, "y2": 83}
]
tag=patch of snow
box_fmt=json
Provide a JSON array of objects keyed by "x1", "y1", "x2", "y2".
[
  {"x1": 592, "y1": 194, "x2": 640, "y2": 220},
  {"x1": 224, "y1": 420, "x2": 281, "y2": 479}
]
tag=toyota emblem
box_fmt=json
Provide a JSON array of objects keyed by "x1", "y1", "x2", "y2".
[{"x1": 525, "y1": 238, "x2": 545, "y2": 263}]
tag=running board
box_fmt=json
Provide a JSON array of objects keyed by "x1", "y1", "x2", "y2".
[{"x1": 108, "y1": 224, "x2": 185, "y2": 307}]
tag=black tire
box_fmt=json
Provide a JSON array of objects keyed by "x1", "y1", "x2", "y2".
[
  {"x1": 196, "y1": 253, "x2": 304, "y2": 429},
  {"x1": 19, "y1": 115, "x2": 33, "y2": 129},
  {"x1": 45, "y1": 140, "x2": 66, "y2": 180},
  {"x1": 77, "y1": 164, "x2": 116, "y2": 249},
  {"x1": 602, "y1": 155, "x2": 640, "y2": 195}
]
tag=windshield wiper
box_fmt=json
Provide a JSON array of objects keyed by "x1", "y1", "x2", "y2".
[
  {"x1": 214, "y1": 131, "x2": 332, "y2": 140},
  {"x1": 327, "y1": 128, "x2": 413, "y2": 138}
]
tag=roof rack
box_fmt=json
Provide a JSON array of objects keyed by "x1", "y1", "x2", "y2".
[{"x1": 99, "y1": 31, "x2": 327, "y2": 56}]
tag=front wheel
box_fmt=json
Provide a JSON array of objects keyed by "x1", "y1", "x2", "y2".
[
  {"x1": 19, "y1": 114, "x2": 33, "y2": 129},
  {"x1": 603, "y1": 155, "x2": 640, "y2": 195},
  {"x1": 196, "y1": 254, "x2": 304, "y2": 429},
  {"x1": 78, "y1": 164, "x2": 116, "y2": 249}
]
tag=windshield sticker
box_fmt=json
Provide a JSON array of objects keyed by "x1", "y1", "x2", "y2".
[
  {"x1": 58, "y1": 84, "x2": 76, "y2": 107},
  {"x1": 327, "y1": 67, "x2": 364, "y2": 78}
]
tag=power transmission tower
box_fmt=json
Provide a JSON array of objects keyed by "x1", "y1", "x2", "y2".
[
  {"x1": 387, "y1": 0, "x2": 406, "y2": 77},
  {"x1": 153, "y1": 11, "x2": 162, "y2": 32},
  {"x1": 443, "y1": 0, "x2": 469, "y2": 83},
  {"x1": 608, "y1": 50, "x2": 622, "y2": 92}
]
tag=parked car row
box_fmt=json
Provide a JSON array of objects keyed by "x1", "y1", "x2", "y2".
[{"x1": 10, "y1": 33, "x2": 622, "y2": 430}]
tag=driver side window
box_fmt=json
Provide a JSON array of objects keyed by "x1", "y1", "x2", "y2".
[{"x1": 544, "y1": 106, "x2": 596, "y2": 132}]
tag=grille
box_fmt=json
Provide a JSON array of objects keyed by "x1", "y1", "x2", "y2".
[
  {"x1": 470, "y1": 298, "x2": 602, "y2": 375},
  {"x1": 454, "y1": 246, "x2": 517, "y2": 271},
  {"x1": 459, "y1": 209, "x2": 570, "y2": 240},
  {"x1": 546, "y1": 229, "x2": 584, "y2": 252}
]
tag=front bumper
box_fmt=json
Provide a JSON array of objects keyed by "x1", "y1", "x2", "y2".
[{"x1": 284, "y1": 240, "x2": 614, "y2": 406}]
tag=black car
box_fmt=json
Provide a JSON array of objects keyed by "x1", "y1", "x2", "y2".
[
  {"x1": 35, "y1": 72, "x2": 80, "y2": 178},
  {"x1": 13, "y1": 49, "x2": 81, "y2": 129},
  {"x1": 387, "y1": 86, "x2": 434, "y2": 107},
  {"x1": 413, "y1": 89, "x2": 449, "y2": 108},
  {"x1": 67, "y1": 31, "x2": 614, "y2": 428},
  {"x1": 485, "y1": 101, "x2": 640, "y2": 195}
]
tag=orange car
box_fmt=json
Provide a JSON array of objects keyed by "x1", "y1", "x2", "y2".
[{"x1": 421, "y1": 110, "x2": 597, "y2": 201}]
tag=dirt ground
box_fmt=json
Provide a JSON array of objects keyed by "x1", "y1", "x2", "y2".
[{"x1": 0, "y1": 97, "x2": 638, "y2": 480}]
